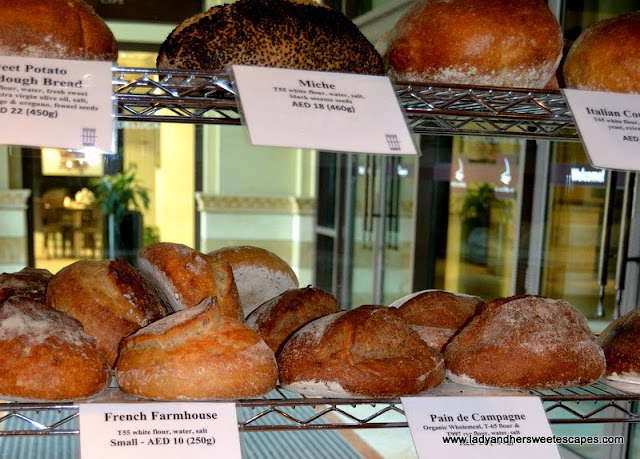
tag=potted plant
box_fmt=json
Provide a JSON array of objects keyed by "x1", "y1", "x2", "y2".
[{"x1": 91, "y1": 165, "x2": 150, "y2": 265}]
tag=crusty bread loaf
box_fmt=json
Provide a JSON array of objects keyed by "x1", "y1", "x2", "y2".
[
  {"x1": 598, "y1": 308, "x2": 640, "y2": 384},
  {"x1": 278, "y1": 305, "x2": 445, "y2": 397},
  {"x1": 137, "y1": 242, "x2": 242, "y2": 321},
  {"x1": 382, "y1": 0, "x2": 563, "y2": 88},
  {"x1": 0, "y1": 267, "x2": 52, "y2": 303},
  {"x1": 46, "y1": 258, "x2": 168, "y2": 366},
  {"x1": 564, "y1": 11, "x2": 640, "y2": 93},
  {"x1": 444, "y1": 295, "x2": 606, "y2": 390},
  {"x1": 0, "y1": 295, "x2": 110, "y2": 401},
  {"x1": 0, "y1": 0, "x2": 117, "y2": 61},
  {"x1": 391, "y1": 289, "x2": 483, "y2": 352},
  {"x1": 208, "y1": 246, "x2": 299, "y2": 318},
  {"x1": 245, "y1": 286, "x2": 340, "y2": 354},
  {"x1": 115, "y1": 298, "x2": 278, "y2": 400},
  {"x1": 156, "y1": 0, "x2": 384, "y2": 75}
]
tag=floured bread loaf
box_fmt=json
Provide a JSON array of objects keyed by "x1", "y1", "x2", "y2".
[
  {"x1": 208, "y1": 246, "x2": 299, "y2": 318},
  {"x1": 157, "y1": 0, "x2": 384, "y2": 75},
  {"x1": 0, "y1": 295, "x2": 110, "y2": 401},
  {"x1": 382, "y1": 0, "x2": 563, "y2": 88},
  {"x1": 0, "y1": 0, "x2": 117, "y2": 60},
  {"x1": 391, "y1": 289, "x2": 483, "y2": 352},
  {"x1": 137, "y1": 242, "x2": 242, "y2": 321},
  {"x1": 0, "y1": 267, "x2": 52, "y2": 303},
  {"x1": 46, "y1": 258, "x2": 168, "y2": 366},
  {"x1": 245, "y1": 285, "x2": 340, "y2": 354},
  {"x1": 278, "y1": 305, "x2": 445, "y2": 397},
  {"x1": 564, "y1": 11, "x2": 640, "y2": 93},
  {"x1": 444, "y1": 295, "x2": 606, "y2": 389},
  {"x1": 115, "y1": 298, "x2": 278, "y2": 400},
  {"x1": 598, "y1": 309, "x2": 640, "y2": 384}
]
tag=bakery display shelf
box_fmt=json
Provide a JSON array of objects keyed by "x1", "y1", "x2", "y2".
[
  {"x1": 112, "y1": 67, "x2": 580, "y2": 140},
  {"x1": 1, "y1": 380, "x2": 640, "y2": 437}
]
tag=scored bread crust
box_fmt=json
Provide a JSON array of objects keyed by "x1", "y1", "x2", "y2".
[
  {"x1": 115, "y1": 299, "x2": 278, "y2": 400},
  {"x1": 563, "y1": 11, "x2": 640, "y2": 94},
  {"x1": 245, "y1": 286, "x2": 340, "y2": 355},
  {"x1": 277, "y1": 305, "x2": 445, "y2": 397},
  {"x1": 46, "y1": 258, "x2": 168, "y2": 366},
  {"x1": 0, "y1": 295, "x2": 110, "y2": 401},
  {"x1": 137, "y1": 242, "x2": 242, "y2": 321},
  {"x1": 598, "y1": 308, "x2": 640, "y2": 384},
  {"x1": 0, "y1": 267, "x2": 52, "y2": 304},
  {"x1": 444, "y1": 296, "x2": 606, "y2": 390},
  {"x1": 0, "y1": 0, "x2": 117, "y2": 61},
  {"x1": 383, "y1": 0, "x2": 563, "y2": 88},
  {"x1": 156, "y1": 0, "x2": 384, "y2": 75}
]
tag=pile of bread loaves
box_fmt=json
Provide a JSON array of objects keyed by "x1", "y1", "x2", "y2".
[
  {"x1": 3, "y1": 0, "x2": 640, "y2": 93},
  {"x1": 2, "y1": 242, "x2": 640, "y2": 402}
]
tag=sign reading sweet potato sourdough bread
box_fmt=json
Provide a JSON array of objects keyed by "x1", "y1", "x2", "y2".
[
  {"x1": 231, "y1": 65, "x2": 418, "y2": 155},
  {"x1": 79, "y1": 402, "x2": 241, "y2": 458},
  {"x1": 0, "y1": 56, "x2": 114, "y2": 153}
]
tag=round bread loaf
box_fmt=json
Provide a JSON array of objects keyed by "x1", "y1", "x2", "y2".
[
  {"x1": 564, "y1": 11, "x2": 640, "y2": 93},
  {"x1": 278, "y1": 305, "x2": 445, "y2": 397},
  {"x1": 0, "y1": 267, "x2": 52, "y2": 303},
  {"x1": 245, "y1": 286, "x2": 340, "y2": 355},
  {"x1": 444, "y1": 295, "x2": 606, "y2": 390},
  {"x1": 391, "y1": 289, "x2": 483, "y2": 352},
  {"x1": 115, "y1": 298, "x2": 278, "y2": 400},
  {"x1": 208, "y1": 246, "x2": 299, "y2": 318},
  {"x1": 46, "y1": 258, "x2": 168, "y2": 366},
  {"x1": 137, "y1": 242, "x2": 242, "y2": 321},
  {"x1": 156, "y1": 0, "x2": 384, "y2": 75},
  {"x1": 0, "y1": 295, "x2": 110, "y2": 401},
  {"x1": 598, "y1": 309, "x2": 640, "y2": 384},
  {"x1": 0, "y1": 0, "x2": 117, "y2": 61},
  {"x1": 382, "y1": 0, "x2": 563, "y2": 88}
]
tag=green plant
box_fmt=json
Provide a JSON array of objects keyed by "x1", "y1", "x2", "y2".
[
  {"x1": 91, "y1": 165, "x2": 150, "y2": 223},
  {"x1": 460, "y1": 183, "x2": 497, "y2": 229}
]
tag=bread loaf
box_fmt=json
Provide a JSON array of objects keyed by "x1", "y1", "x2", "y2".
[
  {"x1": 46, "y1": 258, "x2": 168, "y2": 366},
  {"x1": 564, "y1": 11, "x2": 640, "y2": 93},
  {"x1": 115, "y1": 298, "x2": 278, "y2": 400},
  {"x1": 598, "y1": 308, "x2": 640, "y2": 384},
  {"x1": 0, "y1": 295, "x2": 110, "y2": 401},
  {"x1": 0, "y1": 0, "x2": 117, "y2": 61},
  {"x1": 444, "y1": 295, "x2": 606, "y2": 389},
  {"x1": 245, "y1": 286, "x2": 340, "y2": 354},
  {"x1": 391, "y1": 289, "x2": 483, "y2": 352},
  {"x1": 137, "y1": 242, "x2": 242, "y2": 321},
  {"x1": 208, "y1": 246, "x2": 299, "y2": 318},
  {"x1": 382, "y1": 0, "x2": 563, "y2": 88},
  {"x1": 157, "y1": 0, "x2": 384, "y2": 75},
  {"x1": 278, "y1": 305, "x2": 445, "y2": 397},
  {"x1": 0, "y1": 267, "x2": 52, "y2": 303}
]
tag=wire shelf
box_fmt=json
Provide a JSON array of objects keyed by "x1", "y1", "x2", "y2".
[{"x1": 112, "y1": 67, "x2": 580, "y2": 140}]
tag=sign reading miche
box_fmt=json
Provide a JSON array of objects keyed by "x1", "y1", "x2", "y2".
[{"x1": 87, "y1": 0, "x2": 203, "y2": 23}]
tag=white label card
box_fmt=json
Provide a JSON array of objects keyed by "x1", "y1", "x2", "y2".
[
  {"x1": 78, "y1": 402, "x2": 241, "y2": 459},
  {"x1": 401, "y1": 396, "x2": 561, "y2": 459},
  {"x1": 231, "y1": 65, "x2": 418, "y2": 155},
  {"x1": 0, "y1": 55, "x2": 114, "y2": 152},
  {"x1": 563, "y1": 89, "x2": 640, "y2": 170}
]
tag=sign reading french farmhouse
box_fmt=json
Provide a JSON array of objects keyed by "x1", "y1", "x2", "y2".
[
  {"x1": 563, "y1": 89, "x2": 640, "y2": 171},
  {"x1": 0, "y1": 55, "x2": 114, "y2": 153},
  {"x1": 78, "y1": 402, "x2": 241, "y2": 459},
  {"x1": 401, "y1": 396, "x2": 561, "y2": 459},
  {"x1": 231, "y1": 65, "x2": 418, "y2": 155}
]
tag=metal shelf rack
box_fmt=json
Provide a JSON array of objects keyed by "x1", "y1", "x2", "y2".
[{"x1": 112, "y1": 67, "x2": 580, "y2": 141}]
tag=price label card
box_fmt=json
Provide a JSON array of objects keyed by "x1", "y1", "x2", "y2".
[
  {"x1": 401, "y1": 396, "x2": 561, "y2": 459},
  {"x1": 78, "y1": 402, "x2": 241, "y2": 459},
  {"x1": 563, "y1": 89, "x2": 640, "y2": 170},
  {"x1": 0, "y1": 55, "x2": 114, "y2": 152},
  {"x1": 231, "y1": 65, "x2": 418, "y2": 155}
]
